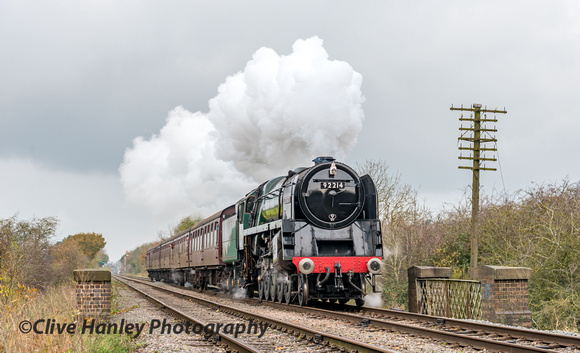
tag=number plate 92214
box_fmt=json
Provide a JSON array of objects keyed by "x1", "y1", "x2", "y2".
[{"x1": 321, "y1": 181, "x2": 345, "y2": 189}]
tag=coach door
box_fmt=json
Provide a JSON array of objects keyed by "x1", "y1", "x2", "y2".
[{"x1": 187, "y1": 233, "x2": 191, "y2": 268}]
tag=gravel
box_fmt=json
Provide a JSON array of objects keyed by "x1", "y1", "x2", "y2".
[
  {"x1": 111, "y1": 280, "x2": 226, "y2": 353},
  {"x1": 141, "y1": 280, "x2": 485, "y2": 352}
]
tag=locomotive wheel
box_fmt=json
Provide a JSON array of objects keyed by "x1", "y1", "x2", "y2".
[
  {"x1": 225, "y1": 277, "x2": 232, "y2": 294},
  {"x1": 270, "y1": 276, "x2": 277, "y2": 302},
  {"x1": 298, "y1": 275, "x2": 309, "y2": 306},
  {"x1": 283, "y1": 282, "x2": 290, "y2": 304},
  {"x1": 258, "y1": 280, "x2": 264, "y2": 300},
  {"x1": 264, "y1": 276, "x2": 270, "y2": 301},
  {"x1": 355, "y1": 298, "x2": 365, "y2": 307},
  {"x1": 276, "y1": 282, "x2": 283, "y2": 303}
]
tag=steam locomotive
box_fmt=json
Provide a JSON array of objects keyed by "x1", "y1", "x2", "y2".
[{"x1": 145, "y1": 157, "x2": 383, "y2": 306}]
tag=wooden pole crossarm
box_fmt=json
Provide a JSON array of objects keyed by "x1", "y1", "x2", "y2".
[
  {"x1": 451, "y1": 106, "x2": 507, "y2": 114},
  {"x1": 459, "y1": 128, "x2": 498, "y2": 132},
  {"x1": 458, "y1": 137, "x2": 497, "y2": 143},
  {"x1": 459, "y1": 118, "x2": 499, "y2": 123},
  {"x1": 458, "y1": 156, "x2": 497, "y2": 162},
  {"x1": 458, "y1": 166, "x2": 497, "y2": 171},
  {"x1": 458, "y1": 146, "x2": 497, "y2": 151}
]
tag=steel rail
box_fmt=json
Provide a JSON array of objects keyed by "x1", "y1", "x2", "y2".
[
  {"x1": 116, "y1": 275, "x2": 396, "y2": 353},
  {"x1": 122, "y1": 275, "x2": 578, "y2": 352},
  {"x1": 114, "y1": 276, "x2": 259, "y2": 353},
  {"x1": 256, "y1": 302, "x2": 556, "y2": 353},
  {"x1": 344, "y1": 305, "x2": 580, "y2": 349}
]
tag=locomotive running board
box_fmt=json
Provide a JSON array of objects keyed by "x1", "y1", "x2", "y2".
[{"x1": 242, "y1": 219, "x2": 283, "y2": 236}]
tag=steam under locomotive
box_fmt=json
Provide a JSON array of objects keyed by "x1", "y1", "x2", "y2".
[{"x1": 145, "y1": 157, "x2": 383, "y2": 306}]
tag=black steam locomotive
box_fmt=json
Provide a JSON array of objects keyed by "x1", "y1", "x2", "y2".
[{"x1": 146, "y1": 157, "x2": 383, "y2": 306}]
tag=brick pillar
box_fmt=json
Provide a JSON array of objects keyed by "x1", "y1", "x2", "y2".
[
  {"x1": 74, "y1": 269, "x2": 111, "y2": 320},
  {"x1": 476, "y1": 265, "x2": 532, "y2": 327},
  {"x1": 408, "y1": 266, "x2": 452, "y2": 313}
]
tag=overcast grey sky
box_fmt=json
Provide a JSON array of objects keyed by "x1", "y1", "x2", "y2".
[{"x1": 1, "y1": 1, "x2": 579, "y2": 262}]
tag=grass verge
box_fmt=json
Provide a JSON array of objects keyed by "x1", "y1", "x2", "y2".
[{"x1": 1, "y1": 280, "x2": 137, "y2": 352}]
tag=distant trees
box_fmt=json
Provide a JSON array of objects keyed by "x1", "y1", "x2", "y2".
[
  {"x1": 0, "y1": 216, "x2": 58, "y2": 291},
  {"x1": 173, "y1": 216, "x2": 202, "y2": 235},
  {"x1": 92, "y1": 249, "x2": 109, "y2": 267},
  {"x1": 49, "y1": 239, "x2": 89, "y2": 285},
  {"x1": 49, "y1": 232, "x2": 107, "y2": 283},
  {"x1": 122, "y1": 215, "x2": 203, "y2": 275},
  {"x1": 357, "y1": 160, "x2": 436, "y2": 308},
  {"x1": 478, "y1": 181, "x2": 580, "y2": 331},
  {"x1": 427, "y1": 180, "x2": 580, "y2": 332},
  {"x1": 56, "y1": 232, "x2": 106, "y2": 260},
  {"x1": 0, "y1": 216, "x2": 107, "y2": 291},
  {"x1": 121, "y1": 242, "x2": 155, "y2": 275},
  {"x1": 358, "y1": 159, "x2": 580, "y2": 332}
]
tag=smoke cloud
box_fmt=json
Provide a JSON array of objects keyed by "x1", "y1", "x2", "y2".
[{"x1": 119, "y1": 36, "x2": 365, "y2": 219}]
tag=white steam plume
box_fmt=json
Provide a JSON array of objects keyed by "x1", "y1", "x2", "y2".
[
  {"x1": 209, "y1": 37, "x2": 364, "y2": 180},
  {"x1": 119, "y1": 37, "x2": 365, "y2": 218}
]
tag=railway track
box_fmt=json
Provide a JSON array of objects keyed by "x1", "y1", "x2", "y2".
[
  {"x1": 121, "y1": 275, "x2": 579, "y2": 352},
  {"x1": 257, "y1": 301, "x2": 578, "y2": 353},
  {"x1": 339, "y1": 304, "x2": 580, "y2": 351},
  {"x1": 114, "y1": 275, "x2": 396, "y2": 353}
]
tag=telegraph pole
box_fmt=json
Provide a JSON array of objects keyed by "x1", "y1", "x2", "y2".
[{"x1": 450, "y1": 103, "x2": 507, "y2": 279}]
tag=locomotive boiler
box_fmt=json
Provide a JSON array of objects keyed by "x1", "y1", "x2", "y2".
[{"x1": 146, "y1": 157, "x2": 383, "y2": 306}]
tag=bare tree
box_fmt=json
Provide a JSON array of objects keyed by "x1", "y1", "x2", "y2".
[{"x1": 357, "y1": 160, "x2": 435, "y2": 308}]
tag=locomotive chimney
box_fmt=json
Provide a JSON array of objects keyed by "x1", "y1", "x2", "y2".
[{"x1": 312, "y1": 156, "x2": 335, "y2": 165}]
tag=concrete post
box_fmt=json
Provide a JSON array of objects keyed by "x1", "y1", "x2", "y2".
[
  {"x1": 408, "y1": 266, "x2": 452, "y2": 313},
  {"x1": 74, "y1": 268, "x2": 112, "y2": 320},
  {"x1": 476, "y1": 265, "x2": 532, "y2": 327}
]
